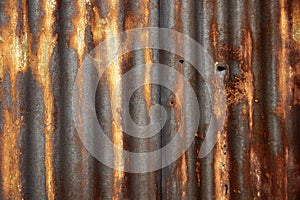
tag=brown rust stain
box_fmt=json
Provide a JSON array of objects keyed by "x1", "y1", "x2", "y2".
[
  {"x1": 226, "y1": 77, "x2": 244, "y2": 106},
  {"x1": 292, "y1": 1, "x2": 300, "y2": 105},
  {"x1": 225, "y1": 43, "x2": 254, "y2": 107}
]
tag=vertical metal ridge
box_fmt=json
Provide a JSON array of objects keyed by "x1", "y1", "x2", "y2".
[
  {"x1": 122, "y1": 0, "x2": 161, "y2": 199},
  {"x1": 198, "y1": 1, "x2": 216, "y2": 199},
  {"x1": 212, "y1": 0, "x2": 230, "y2": 199},
  {"x1": 261, "y1": 0, "x2": 288, "y2": 198},
  {"x1": 226, "y1": 0, "x2": 252, "y2": 199},
  {"x1": 247, "y1": 0, "x2": 265, "y2": 199},
  {"x1": 287, "y1": 2, "x2": 300, "y2": 199}
]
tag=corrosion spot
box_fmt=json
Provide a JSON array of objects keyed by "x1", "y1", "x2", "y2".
[
  {"x1": 167, "y1": 98, "x2": 176, "y2": 108},
  {"x1": 195, "y1": 132, "x2": 205, "y2": 140}
]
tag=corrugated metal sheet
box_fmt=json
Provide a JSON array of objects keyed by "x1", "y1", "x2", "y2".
[{"x1": 0, "y1": 0, "x2": 300, "y2": 199}]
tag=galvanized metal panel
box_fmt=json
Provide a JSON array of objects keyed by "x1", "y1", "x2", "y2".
[{"x1": 0, "y1": 0, "x2": 299, "y2": 199}]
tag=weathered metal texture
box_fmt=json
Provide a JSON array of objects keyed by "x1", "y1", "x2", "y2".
[{"x1": 0, "y1": 0, "x2": 299, "y2": 199}]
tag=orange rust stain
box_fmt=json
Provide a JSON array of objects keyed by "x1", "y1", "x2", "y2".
[
  {"x1": 70, "y1": 0, "x2": 91, "y2": 68},
  {"x1": 276, "y1": 0, "x2": 289, "y2": 121},
  {"x1": 243, "y1": 30, "x2": 254, "y2": 134},
  {"x1": 92, "y1": 0, "x2": 125, "y2": 198},
  {"x1": 211, "y1": 23, "x2": 219, "y2": 52},
  {"x1": 1, "y1": 0, "x2": 57, "y2": 198},
  {"x1": 91, "y1": 6, "x2": 107, "y2": 44},
  {"x1": 0, "y1": 0, "x2": 27, "y2": 198},
  {"x1": 141, "y1": 1, "x2": 152, "y2": 110},
  {"x1": 91, "y1": 2, "x2": 125, "y2": 197},
  {"x1": 31, "y1": 1, "x2": 58, "y2": 199},
  {"x1": 195, "y1": 147, "x2": 201, "y2": 187},
  {"x1": 179, "y1": 153, "x2": 188, "y2": 199},
  {"x1": 0, "y1": 111, "x2": 23, "y2": 199},
  {"x1": 107, "y1": 59, "x2": 124, "y2": 200}
]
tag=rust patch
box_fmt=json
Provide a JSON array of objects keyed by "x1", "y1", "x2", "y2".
[
  {"x1": 292, "y1": 1, "x2": 300, "y2": 43},
  {"x1": 0, "y1": 0, "x2": 28, "y2": 198},
  {"x1": 0, "y1": 0, "x2": 58, "y2": 198},
  {"x1": 250, "y1": 149, "x2": 262, "y2": 199},
  {"x1": 211, "y1": 23, "x2": 220, "y2": 52},
  {"x1": 70, "y1": 0, "x2": 92, "y2": 68},
  {"x1": 226, "y1": 76, "x2": 246, "y2": 106},
  {"x1": 292, "y1": 1, "x2": 300, "y2": 105},
  {"x1": 276, "y1": 0, "x2": 289, "y2": 121}
]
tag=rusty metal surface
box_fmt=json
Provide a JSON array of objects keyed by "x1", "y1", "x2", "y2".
[{"x1": 0, "y1": 0, "x2": 300, "y2": 199}]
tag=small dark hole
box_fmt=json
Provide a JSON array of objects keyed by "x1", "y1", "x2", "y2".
[
  {"x1": 225, "y1": 184, "x2": 228, "y2": 195},
  {"x1": 217, "y1": 65, "x2": 226, "y2": 72},
  {"x1": 179, "y1": 59, "x2": 184, "y2": 64},
  {"x1": 168, "y1": 99, "x2": 176, "y2": 107}
]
